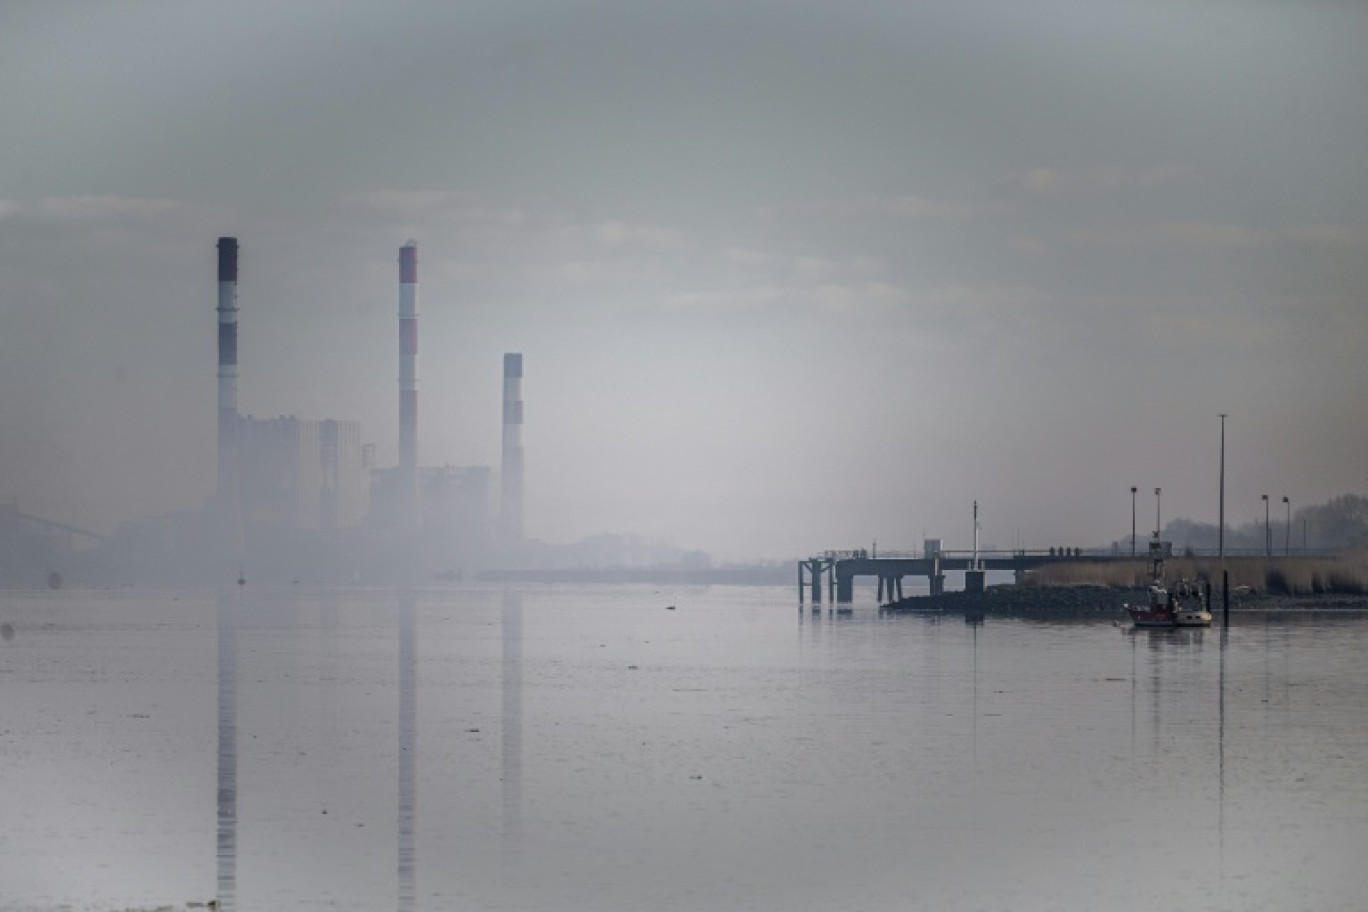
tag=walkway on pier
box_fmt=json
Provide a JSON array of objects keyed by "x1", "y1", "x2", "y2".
[
  {"x1": 800, "y1": 546, "x2": 1339, "y2": 604},
  {"x1": 801, "y1": 548, "x2": 1136, "y2": 604}
]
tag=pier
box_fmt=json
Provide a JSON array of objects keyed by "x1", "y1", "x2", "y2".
[
  {"x1": 802, "y1": 547, "x2": 1139, "y2": 604},
  {"x1": 800, "y1": 544, "x2": 1341, "y2": 604}
]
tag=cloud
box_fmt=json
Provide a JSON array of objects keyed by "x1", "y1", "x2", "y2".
[
  {"x1": 1001, "y1": 163, "x2": 1195, "y2": 197},
  {"x1": 1070, "y1": 221, "x2": 1268, "y2": 251},
  {"x1": 1151, "y1": 222, "x2": 1267, "y2": 249},
  {"x1": 34, "y1": 195, "x2": 183, "y2": 221},
  {"x1": 664, "y1": 285, "x2": 784, "y2": 311},
  {"x1": 724, "y1": 246, "x2": 778, "y2": 268},
  {"x1": 826, "y1": 194, "x2": 987, "y2": 220},
  {"x1": 1067, "y1": 220, "x2": 1368, "y2": 253},
  {"x1": 594, "y1": 220, "x2": 684, "y2": 251},
  {"x1": 538, "y1": 255, "x2": 672, "y2": 287},
  {"x1": 1286, "y1": 223, "x2": 1368, "y2": 248},
  {"x1": 1007, "y1": 236, "x2": 1051, "y2": 256}
]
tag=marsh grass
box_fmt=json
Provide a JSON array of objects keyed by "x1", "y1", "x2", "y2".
[{"x1": 1024, "y1": 550, "x2": 1368, "y2": 595}]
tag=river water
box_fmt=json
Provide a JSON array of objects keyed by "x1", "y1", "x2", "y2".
[{"x1": 2, "y1": 585, "x2": 1365, "y2": 911}]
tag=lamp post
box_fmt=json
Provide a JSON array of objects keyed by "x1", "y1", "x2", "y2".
[
  {"x1": 1154, "y1": 487, "x2": 1162, "y2": 541},
  {"x1": 1218, "y1": 414, "x2": 1227, "y2": 559},
  {"x1": 1262, "y1": 494, "x2": 1270, "y2": 557},
  {"x1": 1283, "y1": 496, "x2": 1290, "y2": 555},
  {"x1": 1130, "y1": 486, "x2": 1137, "y2": 556}
]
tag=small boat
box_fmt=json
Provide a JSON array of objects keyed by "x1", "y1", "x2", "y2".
[{"x1": 1124, "y1": 536, "x2": 1211, "y2": 628}]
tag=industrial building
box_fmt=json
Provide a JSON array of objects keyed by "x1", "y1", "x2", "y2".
[{"x1": 237, "y1": 415, "x2": 368, "y2": 532}]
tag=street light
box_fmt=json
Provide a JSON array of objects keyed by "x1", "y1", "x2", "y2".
[
  {"x1": 1283, "y1": 496, "x2": 1290, "y2": 555},
  {"x1": 1262, "y1": 494, "x2": 1270, "y2": 557},
  {"x1": 1218, "y1": 414, "x2": 1227, "y2": 559},
  {"x1": 1130, "y1": 486, "x2": 1137, "y2": 556},
  {"x1": 1154, "y1": 487, "x2": 1162, "y2": 540}
]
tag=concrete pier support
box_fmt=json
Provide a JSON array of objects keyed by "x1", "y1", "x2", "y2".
[
  {"x1": 877, "y1": 575, "x2": 904, "y2": 603},
  {"x1": 799, "y1": 558, "x2": 827, "y2": 604}
]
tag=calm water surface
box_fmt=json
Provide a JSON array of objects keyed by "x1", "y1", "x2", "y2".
[{"x1": 2, "y1": 586, "x2": 1366, "y2": 911}]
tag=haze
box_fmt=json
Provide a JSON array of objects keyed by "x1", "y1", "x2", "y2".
[{"x1": 2, "y1": 0, "x2": 1365, "y2": 562}]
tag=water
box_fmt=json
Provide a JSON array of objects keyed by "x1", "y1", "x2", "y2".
[{"x1": 3, "y1": 586, "x2": 1366, "y2": 911}]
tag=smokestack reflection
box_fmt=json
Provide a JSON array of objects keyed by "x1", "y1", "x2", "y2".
[
  {"x1": 397, "y1": 590, "x2": 417, "y2": 911},
  {"x1": 501, "y1": 590, "x2": 523, "y2": 870},
  {"x1": 215, "y1": 590, "x2": 239, "y2": 911}
]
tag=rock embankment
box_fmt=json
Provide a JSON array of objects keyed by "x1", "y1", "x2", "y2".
[
  {"x1": 884, "y1": 584, "x2": 1133, "y2": 618},
  {"x1": 883, "y1": 584, "x2": 1368, "y2": 618}
]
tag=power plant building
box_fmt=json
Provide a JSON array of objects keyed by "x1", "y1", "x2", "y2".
[
  {"x1": 200, "y1": 234, "x2": 500, "y2": 575},
  {"x1": 421, "y1": 464, "x2": 492, "y2": 554},
  {"x1": 237, "y1": 415, "x2": 367, "y2": 531}
]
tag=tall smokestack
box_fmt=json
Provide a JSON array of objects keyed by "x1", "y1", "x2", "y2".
[
  {"x1": 215, "y1": 237, "x2": 239, "y2": 512},
  {"x1": 500, "y1": 352, "x2": 524, "y2": 544},
  {"x1": 398, "y1": 242, "x2": 419, "y2": 528}
]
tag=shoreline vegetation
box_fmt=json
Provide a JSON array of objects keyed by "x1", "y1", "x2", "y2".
[{"x1": 883, "y1": 550, "x2": 1368, "y2": 616}]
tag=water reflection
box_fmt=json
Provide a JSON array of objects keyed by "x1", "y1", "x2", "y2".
[
  {"x1": 173, "y1": 592, "x2": 1368, "y2": 910},
  {"x1": 501, "y1": 590, "x2": 524, "y2": 873},
  {"x1": 397, "y1": 590, "x2": 417, "y2": 912},
  {"x1": 215, "y1": 589, "x2": 238, "y2": 912},
  {"x1": 1219, "y1": 614, "x2": 1228, "y2": 881}
]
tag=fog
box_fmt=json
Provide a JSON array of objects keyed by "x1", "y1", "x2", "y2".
[{"x1": 2, "y1": 1, "x2": 1366, "y2": 567}]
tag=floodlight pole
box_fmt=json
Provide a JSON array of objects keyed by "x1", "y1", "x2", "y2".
[
  {"x1": 1283, "y1": 496, "x2": 1290, "y2": 556},
  {"x1": 1261, "y1": 494, "x2": 1270, "y2": 558},
  {"x1": 1154, "y1": 487, "x2": 1162, "y2": 539},
  {"x1": 1130, "y1": 486, "x2": 1137, "y2": 556},
  {"x1": 1218, "y1": 413, "x2": 1227, "y2": 559}
]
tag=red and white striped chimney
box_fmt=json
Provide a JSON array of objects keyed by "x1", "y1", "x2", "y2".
[
  {"x1": 398, "y1": 242, "x2": 419, "y2": 528},
  {"x1": 215, "y1": 237, "x2": 239, "y2": 512},
  {"x1": 500, "y1": 352, "x2": 524, "y2": 544}
]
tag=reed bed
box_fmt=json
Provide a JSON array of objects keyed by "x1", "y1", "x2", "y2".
[{"x1": 1023, "y1": 550, "x2": 1368, "y2": 596}]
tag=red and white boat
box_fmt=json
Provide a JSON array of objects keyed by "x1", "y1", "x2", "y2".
[{"x1": 1125, "y1": 537, "x2": 1212, "y2": 628}]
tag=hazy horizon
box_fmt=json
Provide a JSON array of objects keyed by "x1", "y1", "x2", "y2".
[{"x1": 2, "y1": 1, "x2": 1366, "y2": 562}]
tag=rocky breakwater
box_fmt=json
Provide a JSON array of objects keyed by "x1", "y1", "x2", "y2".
[
  {"x1": 883, "y1": 583, "x2": 1368, "y2": 619},
  {"x1": 883, "y1": 584, "x2": 1134, "y2": 619}
]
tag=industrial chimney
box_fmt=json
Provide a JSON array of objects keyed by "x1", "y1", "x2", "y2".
[
  {"x1": 398, "y1": 242, "x2": 419, "y2": 529},
  {"x1": 500, "y1": 352, "x2": 524, "y2": 544},
  {"x1": 215, "y1": 237, "x2": 239, "y2": 512}
]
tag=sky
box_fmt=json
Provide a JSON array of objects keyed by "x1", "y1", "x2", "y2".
[{"x1": 1, "y1": 0, "x2": 1365, "y2": 561}]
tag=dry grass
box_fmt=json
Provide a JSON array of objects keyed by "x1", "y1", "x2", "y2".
[{"x1": 1024, "y1": 550, "x2": 1368, "y2": 595}]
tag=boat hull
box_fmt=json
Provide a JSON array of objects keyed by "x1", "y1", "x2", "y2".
[
  {"x1": 1173, "y1": 610, "x2": 1213, "y2": 628},
  {"x1": 1125, "y1": 606, "x2": 1213, "y2": 628},
  {"x1": 1127, "y1": 608, "x2": 1176, "y2": 627}
]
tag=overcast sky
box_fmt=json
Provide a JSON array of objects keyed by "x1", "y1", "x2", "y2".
[{"x1": 1, "y1": 0, "x2": 1365, "y2": 560}]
